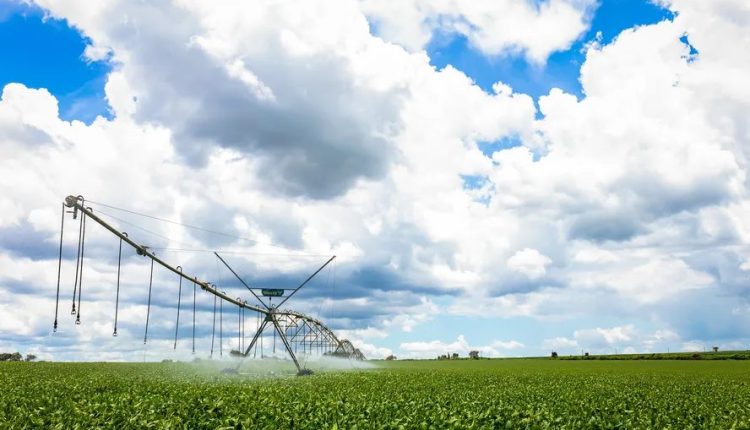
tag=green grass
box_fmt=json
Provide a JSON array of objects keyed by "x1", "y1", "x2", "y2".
[{"x1": 2, "y1": 359, "x2": 750, "y2": 429}]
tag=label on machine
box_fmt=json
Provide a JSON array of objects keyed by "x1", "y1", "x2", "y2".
[{"x1": 261, "y1": 288, "x2": 284, "y2": 297}]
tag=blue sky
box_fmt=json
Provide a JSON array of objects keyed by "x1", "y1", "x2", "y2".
[
  {"x1": 1, "y1": 0, "x2": 749, "y2": 361},
  {"x1": 3, "y1": 1, "x2": 673, "y2": 124},
  {"x1": 428, "y1": 0, "x2": 674, "y2": 101},
  {"x1": 0, "y1": 1, "x2": 111, "y2": 123}
]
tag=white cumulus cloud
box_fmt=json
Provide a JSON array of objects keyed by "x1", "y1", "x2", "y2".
[{"x1": 507, "y1": 248, "x2": 551, "y2": 279}]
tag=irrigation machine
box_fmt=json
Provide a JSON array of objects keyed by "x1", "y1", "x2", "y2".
[{"x1": 52, "y1": 195, "x2": 364, "y2": 375}]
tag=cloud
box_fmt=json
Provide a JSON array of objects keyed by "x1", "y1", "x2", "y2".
[
  {"x1": 39, "y1": 0, "x2": 409, "y2": 200},
  {"x1": 360, "y1": 0, "x2": 597, "y2": 62},
  {"x1": 543, "y1": 336, "x2": 578, "y2": 351},
  {"x1": 574, "y1": 325, "x2": 636, "y2": 348},
  {"x1": 490, "y1": 339, "x2": 524, "y2": 350},
  {"x1": 399, "y1": 334, "x2": 523, "y2": 358},
  {"x1": 680, "y1": 340, "x2": 705, "y2": 352},
  {"x1": 507, "y1": 248, "x2": 551, "y2": 279},
  {"x1": 577, "y1": 256, "x2": 714, "y2": 304},
  {"x1": 352, "y1": 341, "x2": 392, "y2": 359},
  {"x1": 544, "y1": 326, "x2": 685, "y2": 355}
]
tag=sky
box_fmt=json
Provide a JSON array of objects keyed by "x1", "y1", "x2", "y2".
[{"x1": 0, "y1": 0, "x2": 749, "y2": 361}]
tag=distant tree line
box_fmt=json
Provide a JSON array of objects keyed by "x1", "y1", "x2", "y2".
[
  {"x1": 436, "y1": 351, "x2": 482, "y2": 360},
  {"x1": 437, "y1": 353, "x2": 459, "y2": 360},
  {"x1": 0, "y1": 352, "x2": 36, "y2": 362}
]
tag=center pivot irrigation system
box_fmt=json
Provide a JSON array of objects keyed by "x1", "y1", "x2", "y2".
[{"x1": 52, "y1": 195, "x2": 364, "y2": 375}]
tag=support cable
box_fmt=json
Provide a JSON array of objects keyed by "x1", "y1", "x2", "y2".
[
  {"x1": 113, "y1": 233, "x2": 127, "y2": 337},
  {"x1": 332, "y1": 259, "x2": 337, "y2": 326},
  {"x1": 87, "y1": 199, "x2": 328, "y2": 255},
  {"x1": 94, "y1": 209, "x2": 194, "y2": 250},
  {"x1": 143, "y1": 257, "x2": 154, "y2": 344},
  {"x1": 75, "y1": 211, "x2": 88, "y2": 324},
  {"x1": 63, "y1": 197, "x2": 268, "y2": 315},
  {"x1": 53, "y1": 203, "x2": 65, "y2": 332},
  {"x1": 174, "y1": 266, "x2": 183, "y2": 349},
  {"x1": 65, "y1": 198, "x2": 266, "y2": 314},
  {"x1": 274, "y1": 255, "x2": 336, "y2": 309},
  {"x1": 214, "y1": 252, "x2": 267, "y2": 308}
]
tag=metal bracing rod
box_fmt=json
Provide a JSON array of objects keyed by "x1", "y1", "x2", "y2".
[
  {"x1": 214, "y1": 252, "x2": 267, "y2": 309},
  {"x1": 282, "y1": 315, "x2": 341, "y2": 354},
  {"x1": 275, "y1": 310, "x2": 343, "y2": 346},
  {"x1": 242, "y1": 318, "x2": 269, "y2": 357},
  {"x1": 64, "y1": 196, "x2": 267, "y2": 315},
  {"x1": 275, "y1": 255, "x2": 336, "y2": 309},
  {"x1": 289, "y1": 320, "x2": 306, "y2": 342},
  {"x1": 270, "y1": 315, "x2": 302, "y2": 372}
]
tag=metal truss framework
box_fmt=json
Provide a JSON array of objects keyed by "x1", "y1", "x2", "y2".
[
  {"x1": 56, "y1": 195, "x2": 365, "y2": 375},
  {"x1": 246, "y1": 310, "x2": 365, "y2": 362}
]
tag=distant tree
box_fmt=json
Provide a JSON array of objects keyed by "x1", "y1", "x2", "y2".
[
  {"x1": 385, "y1": 355, "x2": 397, "y2": 361},
  {"x1": 584, "y1": 352, "x2": 589, "y2": 357},
  {"x1": 469, "y1": 350, "x2": 480, "y2": 359},
  {"x1": 550, "y1": 351, "x2": 558, "y2": 359},
  {"x1": 713, "y1": 346, "x2": 719, "y2": 353},
  {"x1": 451, "y1": 353, "x2": 459, "y2": 360},
  {"x1": 25, "y1": 354, "x2": 36, "y2": 362},
  {"x1": 0, "y1": 352, "x2": 23, "y2": 362}
]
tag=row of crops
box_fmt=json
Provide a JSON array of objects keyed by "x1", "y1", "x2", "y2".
[{"x1": 2, "y1": 359, "x2": 750, "y2": 429}]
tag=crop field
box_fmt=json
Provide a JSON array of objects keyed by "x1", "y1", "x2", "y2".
[{"x1": 2, "y1": 359, "x2": 750, "y2": 429}]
